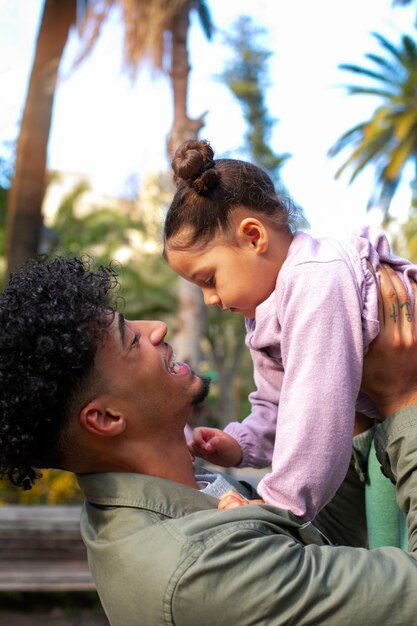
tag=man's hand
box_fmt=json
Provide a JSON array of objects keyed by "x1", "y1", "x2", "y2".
[
  {"x1": 218, "y1": 490, "x2": 265, "y2": 510},
  {"x1": 188, "y1": 427, "x2": 243, "y2": 467},
  {"x1": 362, "y1": 264, "x2": 417, "y2": 417}
]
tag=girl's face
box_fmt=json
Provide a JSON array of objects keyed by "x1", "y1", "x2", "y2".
[{"x1": 166, "y1": 215, "x2": 291, "y2": 318}]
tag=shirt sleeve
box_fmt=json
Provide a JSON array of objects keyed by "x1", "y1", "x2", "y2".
[
  {"x1": 171, "y1": 406, "x2": 417, "y2": 626},
  {"x1": 257, "y1": 259, "x2": 365, "y2": 520}
]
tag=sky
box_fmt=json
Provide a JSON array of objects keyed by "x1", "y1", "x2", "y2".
[{"x1": 1, "y1": 0, "x2": 416, "y2": 239}]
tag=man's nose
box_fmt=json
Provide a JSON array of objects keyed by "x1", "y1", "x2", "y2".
[
  {"x1": 139, "y1": 320, "x2": 168, "y2": 345},
  {"x1": 202, "y1": 288, "x2": 221, "y2": 307}
]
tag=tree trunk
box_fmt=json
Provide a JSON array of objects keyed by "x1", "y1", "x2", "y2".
[
  {"x1": 6, "y1": 0, "x2": 76, "y2": 277},
  {"x1": 168, "y1": 2, "x2": 206, "y2": 370}
]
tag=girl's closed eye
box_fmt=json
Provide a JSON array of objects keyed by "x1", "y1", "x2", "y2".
[{"x1": 204, "y1": 276, "x2": 215, "y2": 286}]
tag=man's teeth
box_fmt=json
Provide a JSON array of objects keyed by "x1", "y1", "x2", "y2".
[{"x1": 168, "y1": 358, "x2": 181, "y2": 374}]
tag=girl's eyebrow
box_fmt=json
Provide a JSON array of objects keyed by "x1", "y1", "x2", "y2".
[{"x1": 189, "y1": 267, "x2": 207, "y2": 282}]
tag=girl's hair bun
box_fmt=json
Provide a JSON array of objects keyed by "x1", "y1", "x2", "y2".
[{"x1": 172, "y1": 139, "x2": 220, "y2": 194}]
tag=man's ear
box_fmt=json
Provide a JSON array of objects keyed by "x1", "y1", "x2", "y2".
[
  {"x1": 79, "y1": 401, "x2": 126, "y2": 437},
  {"x1": 237, "y1": 217, "x2": 269, "y2": 253}
]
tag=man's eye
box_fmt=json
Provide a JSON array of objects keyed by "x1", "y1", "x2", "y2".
[
  {"x1": 131, "y1": 333, "x2": 140, "y2": 347},
  {"x1": 204, "y1": 276, "x2": 214, "y2": 286}
]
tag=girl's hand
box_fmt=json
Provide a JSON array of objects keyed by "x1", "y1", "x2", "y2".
[
  {"x1": 218, "y1": 489, "x2": 264, "y2": 510},
  {"x1": 188, "y1": 427, "x2": 243, "y2": 467}
]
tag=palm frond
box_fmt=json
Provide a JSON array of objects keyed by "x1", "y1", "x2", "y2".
[
  {"x1": 339, "y1": 63, "x2": 397, "y2": 86},
  {"x1": 338, "y1": 127, "x2": 392, "y2": 182},
  {"x1": 394, "y1": 110, "x2": 417, "y2": 140},
  {"x1": 328, "y1": 123, "x2": 367, "y2": 157},
  {"x1": 369, "y1": 171, "x2": 400, "y2": 215},
  {"x1": 348, "y1": 134, "x2": 392, "y2": 182},
  {"x1": 74, "y1": 0, "x2": 192, "y2": 79},
  {"x1": 372, "y1": 32, "x2": 406, "y2": 63},
  {"x1": 403, "y1": 34, "x2": 417, "y2": 63},
  {"x1": 72, "y1": 0, "x2": 113, "y2": 70},
  {"x1": 365, "y1": 53, "x2": 400, "y2": 76},
  {"x1": 344, "y1": 86, "x2": 395, "y2": 98},
  {"x1": 386, "y1": 134, "x2": 417, "y2": 179},
  {"x1": 195, "y1": 0, "x2": 214, "y2": 40},
  {"x1": 330, "y1": 28, "x2": 417, "y2": 216},
  {"x1": 118, "y1": 0, "x2": 190, "y2": 77}
]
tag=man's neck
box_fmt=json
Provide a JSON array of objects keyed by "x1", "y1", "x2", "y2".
[
  {"x1": 94, "y1": 436, "x2": 198, "y2": 488},
  {"x1": 70, "y1": 427, "x2": 199, "y2": 488},
  {"x1": 140, "y1": 442, "x2": 198, "y2": 488}
]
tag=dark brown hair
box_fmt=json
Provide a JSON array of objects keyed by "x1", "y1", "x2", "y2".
[
  {"x1": 164, "y1": 139, "x2": 296, "y2": 251},
  {"x1": 0, "y1": 256, "x2": 118, "y2": 489}
]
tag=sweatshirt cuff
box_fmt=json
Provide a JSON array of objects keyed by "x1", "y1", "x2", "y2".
[{"x1": 224, "y1": 421, "x2": 250, "y2": 467}]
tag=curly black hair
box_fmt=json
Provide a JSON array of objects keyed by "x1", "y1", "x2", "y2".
[{"x1": 0, "y1": 256, "x2": 119, "y2": 489}]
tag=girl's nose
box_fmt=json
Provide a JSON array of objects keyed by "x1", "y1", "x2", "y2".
[{"x1": 203, "y1": 289, "x2": 221, "y2": 307}]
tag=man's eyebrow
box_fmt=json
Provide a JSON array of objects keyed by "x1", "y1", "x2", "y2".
[{"x1": 118, "y1": 313, "x2": 126, "y2": 345}]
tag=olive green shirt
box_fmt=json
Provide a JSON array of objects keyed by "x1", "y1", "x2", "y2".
[{"x1": 78, "y1": 406, "x2": 417, "y2": 626}]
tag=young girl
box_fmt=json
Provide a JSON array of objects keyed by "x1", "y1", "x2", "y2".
[{"x1": 163, "y1": 138, "x2": 417, "y2": 521}]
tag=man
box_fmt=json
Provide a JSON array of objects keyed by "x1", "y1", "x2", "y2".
[{"x1": 0, "y1": 255, "x2": 416, "y2": 625}]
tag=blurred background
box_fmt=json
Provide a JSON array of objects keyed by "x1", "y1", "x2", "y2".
[{"x1": 1, "y1": 0, "x2": 417, "y2": 621}]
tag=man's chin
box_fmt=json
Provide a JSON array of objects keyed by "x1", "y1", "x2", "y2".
[{"x1": 192, "y1": 376, "x2": 211, "y2": 406}]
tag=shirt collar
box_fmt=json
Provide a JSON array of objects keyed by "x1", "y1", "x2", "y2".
[{"x1": 77, "y1": 471, "x2": 221, "y2": 519}]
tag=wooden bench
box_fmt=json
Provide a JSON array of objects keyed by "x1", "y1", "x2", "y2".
[{"x1": 0, "y1": 505, "x2": 95, "y2": 592}]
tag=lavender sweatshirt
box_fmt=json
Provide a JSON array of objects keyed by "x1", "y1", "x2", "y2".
[{"x1": 224, "y1": 227, "x2": 417, "y2": 521}]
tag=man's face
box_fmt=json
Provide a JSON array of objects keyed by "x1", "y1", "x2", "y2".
[{"x1": 94, "y1": 314, "x2": 209, "y2": 429}]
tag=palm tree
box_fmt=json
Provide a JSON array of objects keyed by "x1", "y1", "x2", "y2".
[
  {"x1": 220, "y1": 16, "x2": 290, "y2": 186},
  {"x1": 77, "y1": 0, "x2": 213, "y2": 369},
  {"x1": 167, "y1": 1, "x2": 213, "y2": 369},
  {"x1": 9, "y1": 0, "x2": 212, "y2": 366},
  {"x1": 328, "y1": 32, "x2": 417, "y2": 220},
  {"x1": 6, "y1": 0, "x2": 77, "y2": 276}
]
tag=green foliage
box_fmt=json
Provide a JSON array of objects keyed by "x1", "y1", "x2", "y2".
[
  {"x1": 219, "y1": 16, "x2": 291, "y2": 187},
  {"x1": 113, "y1": 257, "x2": 178, "y2": 322},
  {"x1": 203, "y1": 307, "x2": 252, "y2": 426},
  {"x1": 329, "y1": 31, "x2": 417, "y2": 218},
  {"x1": 388, "y1": 198, "x2": 417, "y2": 263},
  {"x1": 0, "y1": 470, "x2": 83, "y2": 505},
  {"x1": 402, "y1": 209, "x2": 417, "y2": 262},
  {"x1": 48, "y1": 180, "x2": 179, "y2": 322},
  {"x1": 219, "y1": 15, "x2": 308, "y2": 228},
  {"x1": 51, "y1": 181, "x2": 142, "y2": 260}
]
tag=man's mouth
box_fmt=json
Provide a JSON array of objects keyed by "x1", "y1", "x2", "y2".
[
  {"x1": 167, "y1": 354, "x2": 181, "y2": 374},
  {"x1": 166, "y1": 351, "x2": 191, "y2": 377}
]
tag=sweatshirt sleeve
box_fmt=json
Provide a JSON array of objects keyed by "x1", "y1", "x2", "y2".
[
  {"x1": 224, "y1": 339, "x2": 282, "y2": 468},
  {"x1": 257, "y1": 259, "x2": 365, "y2": 520}
]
